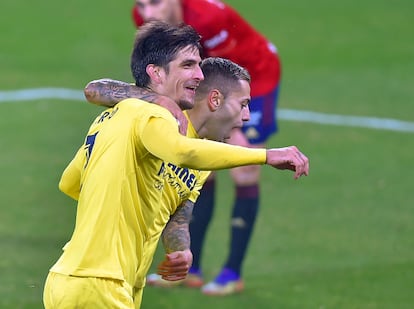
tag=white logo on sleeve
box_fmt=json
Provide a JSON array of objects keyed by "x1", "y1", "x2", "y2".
[
  {"x1": 268, "y1": 42, "x2": 278, "y2": 54},
  {"x1": 204, "y1": 30, "x2": 229, "y2": 49},
  {"x1": 206, "y1": 0, "x2": 225, "y2": 9}
]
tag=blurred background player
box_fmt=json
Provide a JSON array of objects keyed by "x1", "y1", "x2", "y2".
[{"x1": 92, "y1": 0, "x2": 282, "y2": 295}]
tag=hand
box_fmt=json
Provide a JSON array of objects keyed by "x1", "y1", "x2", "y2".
[
  {"x1": 266, "y1": 146, "x2": 309, "y2": 179},
  {"x1": 156, "y1": 97, "x2": 188, "y2": 136},
  {"x1": 156, "y1": 249, "x2": 193, "y2": 281}
]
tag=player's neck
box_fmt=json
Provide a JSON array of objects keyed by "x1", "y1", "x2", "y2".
[{"x1": 187, "y1": 107, "x2": 208, "y2": 138}]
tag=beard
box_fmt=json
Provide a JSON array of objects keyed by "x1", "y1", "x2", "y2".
[{"x1": 177, "y1": 99, "x2": 194, "y2": 111}]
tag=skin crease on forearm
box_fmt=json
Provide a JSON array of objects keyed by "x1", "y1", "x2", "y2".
[{"x1": 161, "y1": 200, "x2": 194, "y2": 253}]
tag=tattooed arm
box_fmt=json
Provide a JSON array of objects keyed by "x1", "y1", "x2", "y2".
[
  {"x1": 84, "y1": 78, "x2": 188, "y2": 135},
  {"x1": 162, "y1": 200, "x2": 194, "y2": 252},
  {"x1": 156, "y1": 200, "x2": 194, "y2": 281},
  {"x1": 84, "y1": 78, "x2": 158, "y2": 107}
]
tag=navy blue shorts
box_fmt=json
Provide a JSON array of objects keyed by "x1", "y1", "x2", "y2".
[{"x1": 241, "y1": 85, "x2": 280, "y2": 144}]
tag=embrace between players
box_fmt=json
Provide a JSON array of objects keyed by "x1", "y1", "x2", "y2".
[{"x1": 43, "y1": 19, "x2": 308, "y2": 309}]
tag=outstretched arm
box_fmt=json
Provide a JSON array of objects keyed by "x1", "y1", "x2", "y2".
[
  {"x1": 142, "y1": 117, "x2": 309, "y2": 179},
  {"x1": 156, "y1": 200, "x2": 194, "y2": 281},
  {"x1": 84, "y1": 78, "x2": 188, "y2": 135}
]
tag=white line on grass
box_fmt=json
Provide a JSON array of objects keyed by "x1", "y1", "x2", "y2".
[
  {"x1": 1, "y1": 88, "x2": 414, "y2": 133},
  {"x1": 278, "y1": 109, "x2": 414, "y2": 133},
  {"x1": 0, "y1": 88, "x2": 85, "y2": 102}
]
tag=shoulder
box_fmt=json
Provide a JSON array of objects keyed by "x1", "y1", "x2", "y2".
[
  {"x1": 119, "y1": 98, "x2": 176, "y2": 121},
  {"x1": 184, "y1": 0, "x2": 245, "y2": 49},
  {"x1": 184, "y1": 0, "x2": 229, "y2": 28},
  {"x1": 184, "y1": 0, "x2": 227, "y2": 12}
]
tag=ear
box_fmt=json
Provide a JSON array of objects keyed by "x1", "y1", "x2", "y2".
[
  {"x1": 146, "y1": 64, "x2": 163, "y2": 84},
  {"x1": 207, "y1": 89, "x2": 222, "y2": 112}
]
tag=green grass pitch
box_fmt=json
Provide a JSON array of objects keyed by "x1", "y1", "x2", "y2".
[{"x1": 1, "y1": 0, "x2": 414, "y2": 308}]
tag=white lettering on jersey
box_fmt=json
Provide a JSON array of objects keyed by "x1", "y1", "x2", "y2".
[{"x1": 204, "y1": 30, "x2": 229, "y2": 49}]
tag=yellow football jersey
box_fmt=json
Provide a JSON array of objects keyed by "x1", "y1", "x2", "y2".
[
  {"x1": 52, "y1": 98, "x2": 266, "y2": 290},
  {"x1": 52, "y1": 99, "x2": 179, "y2": 288}
]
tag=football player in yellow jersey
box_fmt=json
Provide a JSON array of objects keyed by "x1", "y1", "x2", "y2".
[
  {"x1": 44, "y1": 22, "x2": 309, "y2": 309},
  {"x1": 131, "y1": 57, "x2": 255, "y2": 293}
]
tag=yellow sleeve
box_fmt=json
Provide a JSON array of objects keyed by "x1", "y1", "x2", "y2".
[
  {"x1": 59, "y1": 146, "x2": 84, "y2": 200},
  {"x1": 141, "y1": 117, "x2": 266, "y2": 170}
]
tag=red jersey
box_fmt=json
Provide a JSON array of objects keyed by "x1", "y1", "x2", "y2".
[{"x1": 132, "y1": 0, "x2": 281, "y2": 96}]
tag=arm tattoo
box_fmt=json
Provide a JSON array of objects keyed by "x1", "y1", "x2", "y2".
[
  {"x1": 84, "y1": 78, "x2": 163, "y2": 107},
  {"x1": 161, "y1": 200, "x2": 194, "y2": 253}
]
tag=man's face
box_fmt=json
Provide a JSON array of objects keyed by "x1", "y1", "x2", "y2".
[
  {"x1": 135, "y1": 0, "x2": 181, "y2": 24},
  {"x1": 155, "y1": 46, "x2": 204, "y2": 110},
  {"x1": 207, "y1": 80, "x2": 251, "y2": 142}
]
